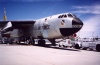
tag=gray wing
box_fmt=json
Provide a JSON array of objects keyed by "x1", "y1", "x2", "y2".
[{"x1": 0, "y1": 20, "x2": 35, "y2": 33}]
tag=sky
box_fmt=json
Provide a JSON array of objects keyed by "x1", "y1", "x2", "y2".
[{"x1": 0, "y1": 0, "x2": 100, "y2": 38}]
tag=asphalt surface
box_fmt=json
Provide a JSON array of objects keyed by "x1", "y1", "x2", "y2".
[{"x1": 0, "y1": 44, "x2": 100, "y2": 65}]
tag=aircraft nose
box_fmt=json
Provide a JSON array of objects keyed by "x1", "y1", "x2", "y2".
[
  {"x1": 59, "y1": 18, "x2": 83, "y2": 36},
  {"x1": 72, "y1": 18, "x2": 83, "y2": 28}
]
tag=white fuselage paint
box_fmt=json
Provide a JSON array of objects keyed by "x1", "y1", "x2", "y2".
[{"x1": 33, "y1": 14, "x2": 73, "y2": 39}]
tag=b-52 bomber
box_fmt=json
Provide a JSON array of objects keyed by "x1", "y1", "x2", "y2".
[{"x1": 0, "y1": 9, "x2": 83, "y2": 46}]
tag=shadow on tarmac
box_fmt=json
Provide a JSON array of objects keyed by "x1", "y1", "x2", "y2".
[
  {"x1": 0, "y1": 43, "x2": 80, "y2": 52},
  {"x1": 35, "y1": 44, "x2": 81, "y2": 52}
]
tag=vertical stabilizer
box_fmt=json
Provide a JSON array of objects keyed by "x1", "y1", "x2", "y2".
[{"x1": 3, "y1": 8, "x2": 7, "y2": 21}]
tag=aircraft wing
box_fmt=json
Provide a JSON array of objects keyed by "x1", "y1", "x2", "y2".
[{"x1": 0, "y1": 20, "x2": 35, "y2": 33}]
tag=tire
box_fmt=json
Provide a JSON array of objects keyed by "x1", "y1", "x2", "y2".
[
  {"x1": 63, "y1": 45, "x2": 65, "y2": 48},
  {"x1": 26, "y1": 40, "x2": 30, "y2": 45},
  {"x1": 41, "y1": 40, "x2": 46, "y2": 46},
  {"x1": 38, "y1": 40, "x2": 41, "y2": 46},
  {"x1": 31, "y1": 40, "x2": 35, "y2": 45},
  {"x1": 9, "y1": 38, "x2": 13, "y2": 44},
  {"x1": 59, "y1": 44, "x2": 61, "y2": 47},
  {"x1": 38, "y1": 40, "x2": 45, "y2": 46},
  {"x1": 96, "y1": 44, "x2": 100, "y2": 52},
  {"x1": 75, "y1": 44, "x2": 80, "y2": 49}
]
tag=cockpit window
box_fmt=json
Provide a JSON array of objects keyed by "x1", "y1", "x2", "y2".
[
  {"x1": 58, "y1": 13, "x2": 77, "y2": 18},
  {"x1": 68, "y1": 14, "x2": 73, "y2": 17},
  {"x1": 58, "y1": 15, "x2": 61, "y2": 18},
  {"x1": 58, "y1": 14, "x2": 67, "y2": 18},
  {"x1": 68, "y1": 14, "x2": 77, "y2": 18},
  {"x1": 64, "y1": 15, "x2": 67, "y2": 17},
  {"x1": 73, "y1": 14, "x2": 77, "y2": 18}
]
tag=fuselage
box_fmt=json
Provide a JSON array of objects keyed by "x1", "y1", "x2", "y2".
[
  {"x1": 33, "y1": 13, "x2": 83, "y2": 39},
  {"x1": 0, "y1": 12, "x2": 83, "y2": 45}
]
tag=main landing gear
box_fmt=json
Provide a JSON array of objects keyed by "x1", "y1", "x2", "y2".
[
  {"x1": 38, "y1": 39, "x2": 46, "y2": 46},
  {"x1": 48, "y1": 39, "x2": 56, "y2": 46},
  {"x1": 37, "y1": 39, "x2": 56, "y2": 46}
]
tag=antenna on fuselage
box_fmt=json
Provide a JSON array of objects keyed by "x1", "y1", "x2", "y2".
[{"x1": 3, "y1": 8, "x2": 7, "y2": 21}]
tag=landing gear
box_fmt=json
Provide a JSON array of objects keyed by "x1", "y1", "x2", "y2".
[
  {"x1": 9, "y1": 38, "x2": 13, "y2": 44},
  {"x1": 96, "y1": 44, "x2": 100, "y2": 52},
  {"x1": 48, "y1": 39, "x2": 56, "y2": 46},
  {"x1": 25, "y1": 40, "x2": 31, "y2": 45},
  {"x1": 31, "y1": 39, "x2": 35, "y2": 45},
  {"x1": 15, "y1": 37, "x2": 35, "y2": 45},
  {"x1": 24, "y1": 37, "x2": 35, "y2": 45},
  {"x1": 30, "y1": 37, "x2": 35, "y2": 45},
  {"x1": 38, "y1": 39, "x2": 46, "y2": 46}
]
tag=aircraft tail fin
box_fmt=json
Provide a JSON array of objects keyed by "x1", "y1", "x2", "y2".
[{"x1": 3, "y1": 8, "x2": 7, "y2": 21}]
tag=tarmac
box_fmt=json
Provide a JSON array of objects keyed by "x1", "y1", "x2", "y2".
[{"x1": 0, "y1": 44, "x2": 100, "y2": 65}]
